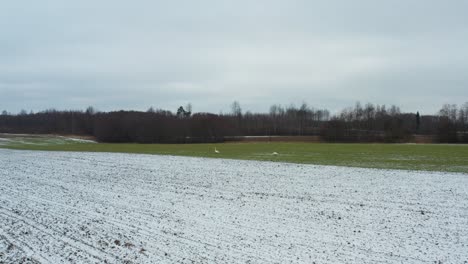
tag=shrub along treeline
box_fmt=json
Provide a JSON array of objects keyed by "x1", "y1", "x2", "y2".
[{"x1": 1, "y1": 102, "x2": 467, "y2": 143}]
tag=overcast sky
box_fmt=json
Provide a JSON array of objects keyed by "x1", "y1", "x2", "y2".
[{"x1": 1, "y1": 0, "x2": 467, "y2": 115}]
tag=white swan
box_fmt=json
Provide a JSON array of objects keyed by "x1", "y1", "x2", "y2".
[
  {"x1": 272, "y1": 152, "x2": 278, "y2": 155},
  {"x1": 214, "y1": 147, "x2": 220, "y2": 154}
]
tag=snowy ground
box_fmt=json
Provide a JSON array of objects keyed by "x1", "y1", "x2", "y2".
[
  {"x1": 0, "y1": 134, "x2": 96, "y2": 146},
  {"x1": 0, "y1": 150, "x2": 467, "y2": 264}
]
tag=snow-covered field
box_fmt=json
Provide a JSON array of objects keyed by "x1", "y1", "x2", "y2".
[
  {"x1": 0, "y1": 134, "x2": 96, "y2": 146},
  {"x1": 0, "y1": 150, "x2": 467, "y2": 264}
]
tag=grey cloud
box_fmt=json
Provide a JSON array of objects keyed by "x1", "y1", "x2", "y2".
[{"x1": 1, "y1": 0, "x2": 467, "y2": 114}]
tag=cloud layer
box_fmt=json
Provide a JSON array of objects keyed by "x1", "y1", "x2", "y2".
[{"x1": 1, "y1": 0, "x2": 467, "y2": 114}]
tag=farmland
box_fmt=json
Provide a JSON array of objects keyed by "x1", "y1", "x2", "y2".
[
  {"x1": 1, "y1": 149, "x2": 468, "y2": 263},
  {"x1": 1, "y1": 134, "x2": 468, "y2": 173}
]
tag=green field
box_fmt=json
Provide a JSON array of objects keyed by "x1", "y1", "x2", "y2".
[{"x1": 1, "y1": 134, "x2": 468, "y2": 173}]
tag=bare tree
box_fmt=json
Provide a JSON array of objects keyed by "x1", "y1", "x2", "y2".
[
  {"x1": 458, "y1": 102, "x2": 468, "y2": 127},
  {"x1": 86, "y1": 106, "x2": 96, "y2": 115},
  {"x1": 231, "y1": 101, "x2": 242, "y2": 116},
  {"x1": 185, "y1": 103, "x2": 192, "y2": 115}
]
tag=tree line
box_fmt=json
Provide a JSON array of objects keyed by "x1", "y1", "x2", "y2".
[{"x1": 1, "y1": 102, "x2": 467, "y2": 143}]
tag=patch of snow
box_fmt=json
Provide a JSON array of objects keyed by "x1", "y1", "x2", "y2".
[
  {"x1": 58, "y1": 136, "x2": 97, "y2": 143},
  {"x1": 0, "y1": 149, "x2": 467, "y2": 263}
]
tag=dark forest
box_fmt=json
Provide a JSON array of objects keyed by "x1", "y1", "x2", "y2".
[{"x1": 1, "y1": 102, "x2": 467, "y2": 143}]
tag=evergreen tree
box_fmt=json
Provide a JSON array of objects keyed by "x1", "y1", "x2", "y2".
[{"x1": 416, "y1": 111, "x2": 421, "y2": 132}]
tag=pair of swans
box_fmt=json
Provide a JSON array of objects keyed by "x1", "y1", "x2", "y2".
[{"x1": 214, "y1": 148, "x2": 278, "y2": 155}]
